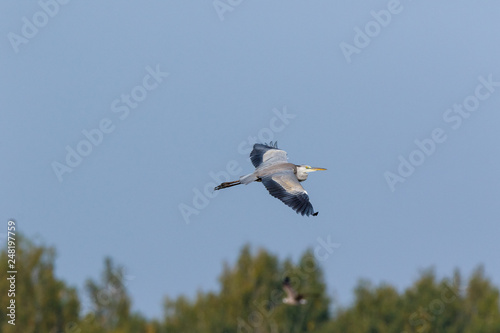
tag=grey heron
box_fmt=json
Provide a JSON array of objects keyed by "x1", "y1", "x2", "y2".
[
  {"x1": 214, "y1": 142, "x2": 326, "y2": 216},
  {"x1": 282, "y1": 276, "x2": 307, "y2": 305}
]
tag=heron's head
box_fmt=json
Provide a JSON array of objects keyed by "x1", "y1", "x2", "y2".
[{"x1": 296, "y1": 165, "x2": 327, "y2": 181}]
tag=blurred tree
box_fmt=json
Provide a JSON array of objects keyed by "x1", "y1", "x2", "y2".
[
  {"x1": 323, "y1": 267, "x2": 500, "y2": 333},
  {"x1": 163, "y1": 245, "x2": 331, "y2": 332},
  {"x1": 2, "y1": 234, "x2": 500, "y2": 333},
  {"x1": 85, "y1": 257, "x2": 130, "y2": 330},
  {"x1": 83, "y1": 257, "x2": 152, "y2": 333},
  {"x1": 461, "y1": 266, "x2": 500, "y2": 332},
  {"x1": 323, "y1": 279, "x2": 401, "y2": 333},
  {"x1": 0, "y1": 234, "x2": 79, "y2": 333},
  {"x1": 275, "y1": 250, "x2": 330, "y2": 333}
]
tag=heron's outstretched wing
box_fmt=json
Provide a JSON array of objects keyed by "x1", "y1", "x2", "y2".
[
  {"x1": 250, "y1": 142, "x2": 288, "y2": 168},
  {"x1": 261, "y1": 170, "x2": 317, "y2": 216}
]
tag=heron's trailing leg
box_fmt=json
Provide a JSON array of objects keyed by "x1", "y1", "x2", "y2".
[{"x1": 214, "y1": 180, "x2": 241, "y2": 191}]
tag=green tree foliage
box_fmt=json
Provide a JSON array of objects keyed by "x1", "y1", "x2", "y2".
[
  {"x1": 80, "y1": 257, "x2": 154, "y2": 333},
  {"x1": 461, "y1": 267, "x2": 500, "y2": 332},
  {"x1": 163, "y1": 245, "x2": 331, "y2": 333},
  {"x1": 0, "y1": 234, "x2": 79, "y2": 333},
  {"x1": 1, "y1": 234, "x2": 500, "y2": 333},
  {"x1": 85, "y1": 257, "x2": 132, "y2": 331},
  {"x1": 323, "y1": 267, "x2": 500, "y2": 333}
]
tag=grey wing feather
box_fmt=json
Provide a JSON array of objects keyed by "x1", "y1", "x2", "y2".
[
  {"x1": 261, "y1": 170, "x2": 316, "y2": 216},
  {"x1": 250, "y1": 142, "x2": 288, "y2": 168}
]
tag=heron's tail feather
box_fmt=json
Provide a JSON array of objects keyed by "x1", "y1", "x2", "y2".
[{"x1": 239, "y1": 173, "x2": 257, "y2": 185}]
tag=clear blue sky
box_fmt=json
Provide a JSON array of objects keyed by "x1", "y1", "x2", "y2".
[{"x1": 1, "y1": 1, "x2": 500, "y2": 319}]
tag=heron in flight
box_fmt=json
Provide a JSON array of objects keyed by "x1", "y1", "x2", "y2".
[{"x1": 214, "y1": 142, "x2": 326, "y2": 216}]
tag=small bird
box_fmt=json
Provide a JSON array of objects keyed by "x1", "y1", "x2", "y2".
[
  {"x1": 282, "y1": 277, "x2": 307, "y2": 305},
  {"x1": 214, "y1": 142, "x2": 326, "y2": 216}
]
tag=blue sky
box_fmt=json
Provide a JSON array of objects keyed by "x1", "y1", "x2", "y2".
[{"x1": 1, "y1": 1, "x2": 500, "y2": 319}]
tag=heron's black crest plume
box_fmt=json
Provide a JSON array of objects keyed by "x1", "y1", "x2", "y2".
[{"x1": 265, "y1": 141, "x2": 278, "y2": 148}]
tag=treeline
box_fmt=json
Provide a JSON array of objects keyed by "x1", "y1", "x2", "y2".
[{"x1": 1, "y1": 235, "x2": 500, "y2": 332}]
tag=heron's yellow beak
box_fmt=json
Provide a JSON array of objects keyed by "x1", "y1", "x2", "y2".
[{"x1": 309, "y1": 167, "x2": 327, "y2": 171}]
